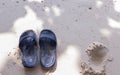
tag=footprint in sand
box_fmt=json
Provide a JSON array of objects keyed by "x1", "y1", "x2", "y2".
[{"x1": 81, "y1": 42, "x2": 113, "y2": 75}]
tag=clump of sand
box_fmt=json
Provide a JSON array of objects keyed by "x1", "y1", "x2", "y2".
[{"x1": 81, "y1": 42, "x2": 113, "y2": 75}]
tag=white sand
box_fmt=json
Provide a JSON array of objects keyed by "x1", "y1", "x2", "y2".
[{"x1": 0, "y1": 0, "x2": 120, "y2": 75}]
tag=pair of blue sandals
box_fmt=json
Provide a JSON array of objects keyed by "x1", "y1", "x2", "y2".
[{"x1": 19, "y1": 29, "x2": 57, "y2": 70}]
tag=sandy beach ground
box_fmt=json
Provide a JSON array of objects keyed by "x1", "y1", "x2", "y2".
[{"x1": 0, "y1": 0, "x2": 120, "y2": 75}]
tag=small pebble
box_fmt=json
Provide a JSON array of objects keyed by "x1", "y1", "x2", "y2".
[
  {"x1": 16, "y1": 1, "x2": 19, "y2": 3},
  {"x1": 75, "y1": 19, "x2": 78, "y2": 22},
  {"x1": 2, "y1": 3, "x2": 5, "y2": 5},
  {"x1": 88, "y1": 7, "x2": 92, "y2": 10}
]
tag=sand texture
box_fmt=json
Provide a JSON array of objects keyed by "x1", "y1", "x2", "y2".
[{"x1": 0, "y1": 0, "x2": 119, "y2": 75}]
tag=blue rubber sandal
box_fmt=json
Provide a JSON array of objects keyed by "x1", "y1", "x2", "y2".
[
  {"x1": 19, "y1": 30, "x2": 38, "y2": 68},
  {"x1": 39, "y1": 29, "x2": 57, "y2": 70}
]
